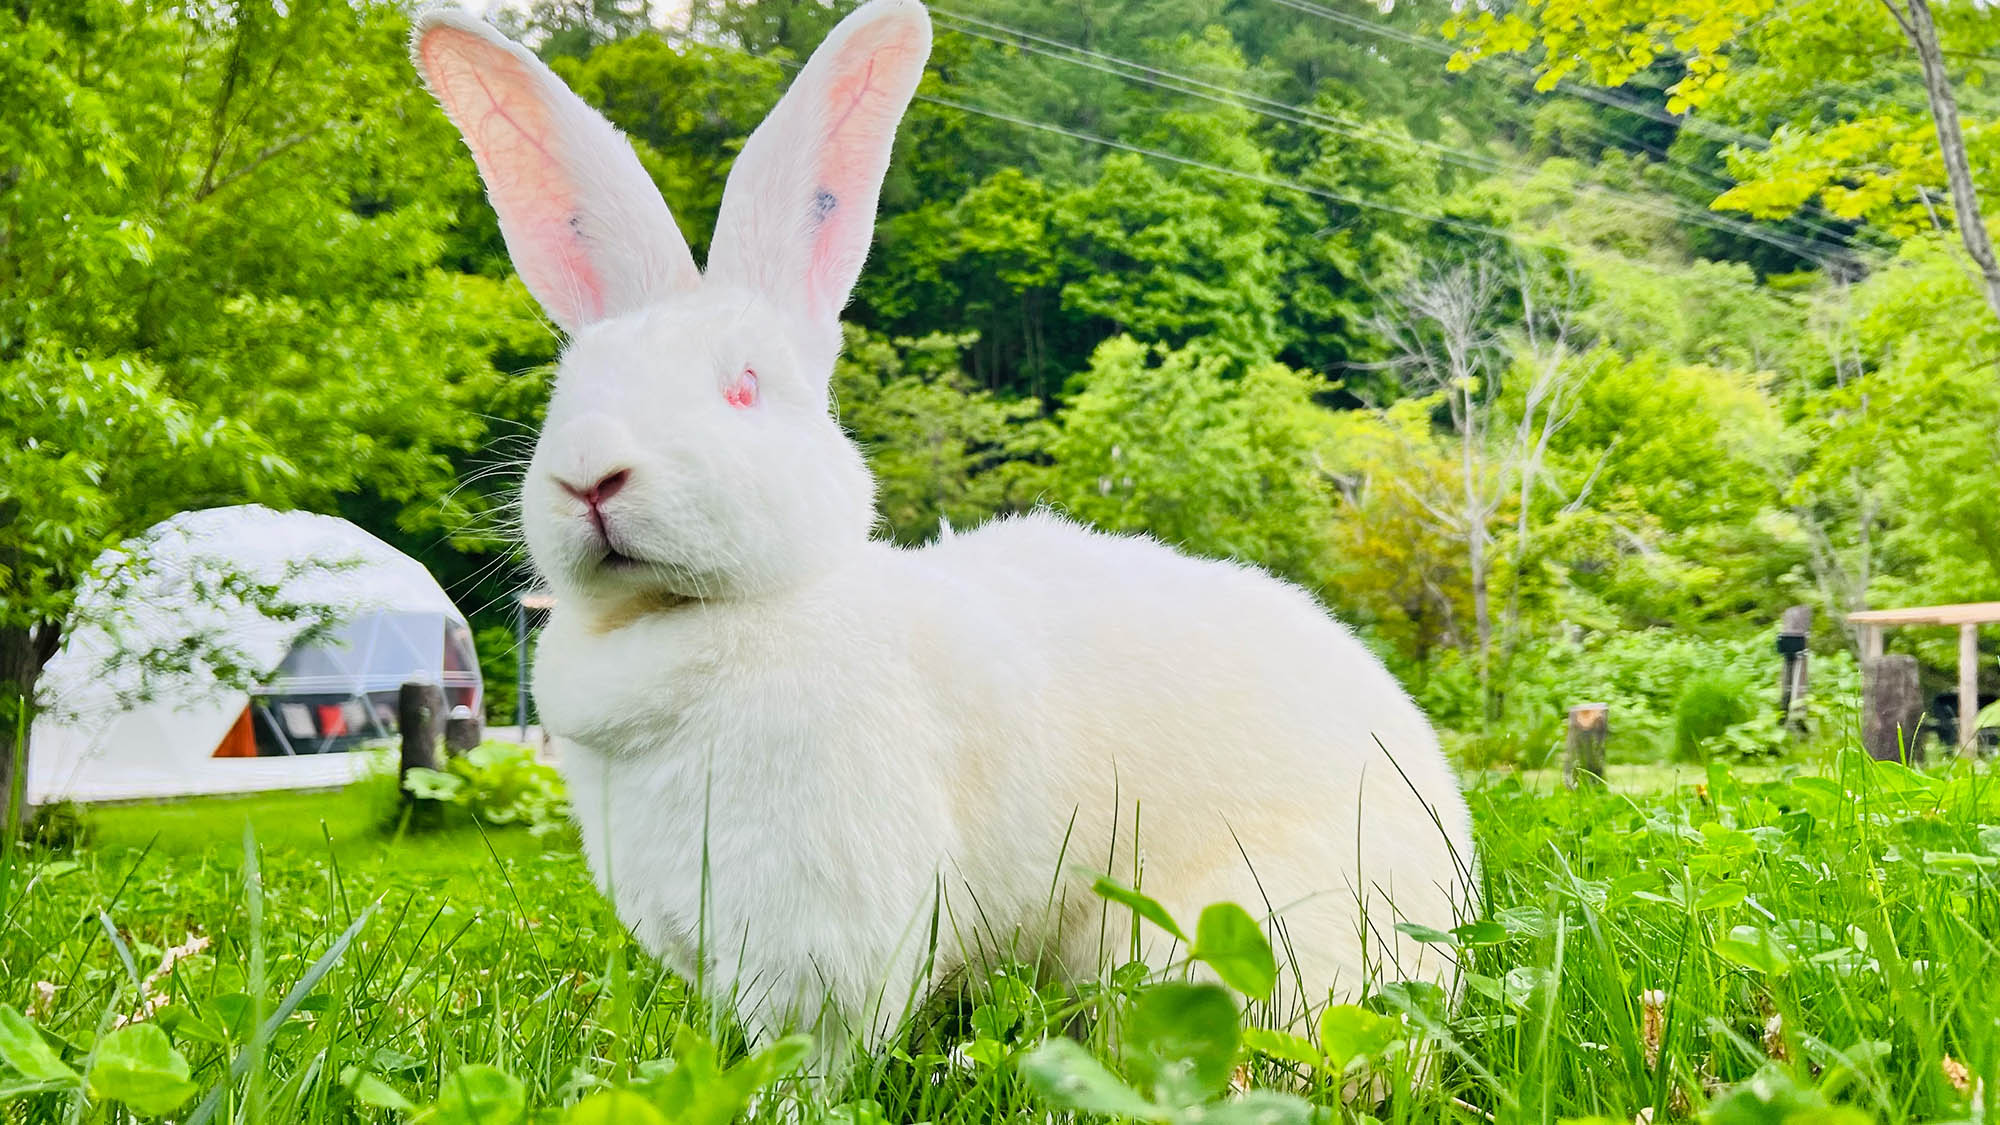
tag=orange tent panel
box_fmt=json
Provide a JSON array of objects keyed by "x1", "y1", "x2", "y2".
[{"x1": 211, "y1": 706, "x2": 257, "y2": 758}]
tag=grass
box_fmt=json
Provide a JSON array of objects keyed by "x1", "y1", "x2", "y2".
[{"x1": 2, "y1": 751, "x2": 1996, "y2": 1123}]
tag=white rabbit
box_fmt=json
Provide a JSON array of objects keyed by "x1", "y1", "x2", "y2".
[{"x1": 413, "y1": 0, "x2": 1476, "y2": 1066}]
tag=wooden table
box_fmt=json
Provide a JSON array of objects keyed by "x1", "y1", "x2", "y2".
[{"x1": 1847, "y1": 602, "x2": 2000, "y2": 755}]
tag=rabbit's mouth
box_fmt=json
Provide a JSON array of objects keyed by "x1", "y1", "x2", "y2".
[
  {"x1": 601, "y1": 549, "x2": 648, "y2": 571},
  {"x1": 590, "y1": 547, "x2": 716, "y2": 603}
]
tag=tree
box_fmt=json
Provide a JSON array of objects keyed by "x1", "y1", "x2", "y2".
[
  {"x1": 1372, "y1": 261, "x2": 1594, "y2": 720},
  {"x1": 1445, "y1": 0, "x2": 2000, "y2": 323},
  {"x1": 1048, "y1": 337, "x2": 1338, "y2": 589},
  {"x1": 1, "y1": 0, "x2": 525, "y2": 814},
  {"x1": 832, "y1": 328, "x2": 1051, "y2": 544}
]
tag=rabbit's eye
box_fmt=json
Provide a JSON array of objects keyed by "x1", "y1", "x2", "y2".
[{"x1": 725, "y1": 367, "x2": 759, "y2": 409}]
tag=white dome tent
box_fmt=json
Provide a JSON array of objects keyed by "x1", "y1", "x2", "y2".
[{"x1": 27, "y1": 506, "x2": 481, "y2": 805}]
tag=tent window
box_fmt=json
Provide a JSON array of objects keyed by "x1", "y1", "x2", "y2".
[
  {"x1": 280, "y1": 703, "x2": 315, "y2": 739},
  {"x1": 445, "y1": 622, "x2": 476, "y2": 673}
]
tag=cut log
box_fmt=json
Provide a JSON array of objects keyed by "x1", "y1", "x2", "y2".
[
  {"x1": 1862, "y1": 654, "x2": 1924, "y2": 763},
  {"x1": 398, "y1": 681, "x2": 445, "y2": 799},
  {"x1": 1565, "y1": 703, "x2": 1609, "y2": 789},
  {"x1": 444, "y1": 705, "x2": 481, "y2": 756}
]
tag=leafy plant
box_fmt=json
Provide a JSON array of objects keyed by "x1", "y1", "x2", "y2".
[
  {"x1": 1672, "y1": 671, "x2": 1754, "y2": 762},
  {"x1": 403, "y1": 742, "x2": 570, "y2": 835},
  {"x1": 1019, "y1": 883, "x2": 1317, "y2": 1124}
]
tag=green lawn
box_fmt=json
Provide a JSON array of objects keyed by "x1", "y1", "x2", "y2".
[{"x1": 2, "y1": 752, "x2": 1996, "y2": 1123}]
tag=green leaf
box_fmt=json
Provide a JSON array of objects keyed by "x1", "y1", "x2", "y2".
[
  {"x1": 563, "y1": 1090, "x2": 671, "y2": 1125},
  {"x1": 1704, "y1": 1064, "x2": 1871, "y2": 1125},
  {"x1": 1123, "y1": 982, "x2": 1240, "y2": 1108},
  {"x1": 403, "y1": 768, "x2": 466, "y2": 801},
  {"x1": 88, "y1": 1024, "x2": 198, "y2": 1116},
  {"x1": 429, "y1": 1064, "x2": 527, "y2": 1125},
  {"x1": 1317, "y1": 1004, "x2": 1402, "y2": 1071},
  {"x1": 638, "y1": 1026, "x2": 808, "y2": 1125},
  {"x1": 1715, "y1": 925, "x2": 1793, "y2": 976},
  {"x1": 1923, "y1": 850, "x2": 1998, "y2": 871},
  {"x1": 747, "y1": 1034, "x2": 813, "y2": 1084},
  {"x1": 1392, "y1": 922, "x2": 1455, "y2": 945},
  {"x1": 1093, "y1": 877, "x2": 1188, "y2": 944},
  {"x1": 208, "y1": 993, "x2": 255, "y2": 1042},
  {"x1": 1194, "y1": 1090, "x2": 1323, "y2": 1125},
  {"x1": 155, "y1": 1003, "x2": 229, "y2": 1046},
  {"x1": 1192, "y1": 903, "x2": 1278, "y2": 998},
  {"x1": 1017, "y1": 1037, "x2": 1163, "y2": 1119},
  {"x1": 1450, "y1": 920, "x2": 1509, "y2": 946},
  {"x1": 1241, "y1": 1027, "x2": 1324, "y2": 1070},
  {"x1": 0, "y1": 1005, "x2": 78, "y2": 1085},
  {"x1": 340, "y1": 1066, "x2": 416, "y2": 1111},
  {"x1": 1696, "y1": 882, "x2": 1748, "y2": 910}
]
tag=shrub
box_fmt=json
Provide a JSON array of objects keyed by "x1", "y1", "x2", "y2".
[
  {"x1": 1423, "y1": 628, "x2": 1861, "y2": 768},
  {"x1": 402, "y1": 741, "x2": 569, "y2": 835},
  {"x1": 1671, "y1": 672, "x2": 1754, "y2": 761}
]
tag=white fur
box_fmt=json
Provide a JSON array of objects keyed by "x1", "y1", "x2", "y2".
[{"x1": 414, "y1": 0, "x2": 1476, "y2": 1064}]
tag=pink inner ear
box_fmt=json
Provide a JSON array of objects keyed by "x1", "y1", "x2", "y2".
[
  {"x1": 420, "y1": 26, "x2": 606, "y2": 327},
  {"x1": 725, "y1": 369, "x2": 759, "y2": 408},
  {"x1": 803, "y1": 20, "x2": 929, "y2": 320}
]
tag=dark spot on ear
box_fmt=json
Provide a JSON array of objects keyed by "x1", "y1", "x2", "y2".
[{"x1": 811, "y1": 188, "x2": 838, "y2": 226}]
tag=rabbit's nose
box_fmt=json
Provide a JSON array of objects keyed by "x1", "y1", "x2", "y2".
[{"x1": 557, "y1": 468, "x2": 631, "y2": 511}]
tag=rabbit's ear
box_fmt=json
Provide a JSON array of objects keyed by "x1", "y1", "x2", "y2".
[
  {"x1": 705, "y1": 0, "x2": 931, "y2": 365},
  {"x1": 413, "y1": 11, "x2": 698, "y2": 333}
]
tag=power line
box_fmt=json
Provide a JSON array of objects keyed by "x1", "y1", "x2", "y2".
[
  {"x1": 930, "y1": 8, "x2": 1846, "y2": 267},
  {"x1": 693, "y1": 36, "x2": 1808, "y2": 302},
  {"x1": 916, "y1": 90, "x2": 1511, "y2": 240},
  {"x1": 1254, "y1": 0, "x2": 1892, "y2": 255},
  {"x1": 1260, "y1": 0, "x2": 1774, "y2": 151}
]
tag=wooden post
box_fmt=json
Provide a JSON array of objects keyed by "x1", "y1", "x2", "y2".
[
  {"x1": 398, "y1": 681, "x2": 445, "y2": 798},
  {"x1": 1863, "y1": 655, "x2": 1924, "y2": 763},
  {"x1": 516, "y1": 598, "x2": 530, "y2": 743},
  {"x1": 1862, "y1": 625, "x2": 1884, "y2": 664},
  {"x1": 444, "y1": 705, "x2": 481, "y2": 756},
  {"x1": 1959, "y1": 623, "x2": 1980, "y2": 755},
  {"x1": 1564, "y1": 703, "x2": 1609, "y2": 789},
  {"x1": 1778, "y1": 605, "x2": 1812, "y2": 734}
]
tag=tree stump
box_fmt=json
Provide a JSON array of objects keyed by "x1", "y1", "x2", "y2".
[
  {"x1": 1862, "y1": 654, "x2": 1924, "y2": 763},
  {"x1": 398, "y1": 681, "x2": 445, "y2": 800},
  {"x1": 1565, "y1": 703, "x2": 1609, "y2": 789},
  {"x1": 444, "y1": 705, "x2": 481, "y2": 756}
]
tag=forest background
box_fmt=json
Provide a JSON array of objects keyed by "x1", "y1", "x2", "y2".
[{"x1": 9, "y1": 0, "x2": 1999, "y2": 770}]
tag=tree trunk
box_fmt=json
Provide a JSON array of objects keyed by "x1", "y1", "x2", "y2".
[
  {"x1": 0, "y1": 621, "x2": 61, "y2": 830},
  {"x1": 1892, "y1": 0, "x2": 2000, "y2": 324},
  {"x1": 1462, "y1": 383, "x2": 1494, "y2": 721}
]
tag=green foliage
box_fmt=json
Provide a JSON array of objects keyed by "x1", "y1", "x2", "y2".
[
  {"x1": 832, "y1": 328, "x2": 1051, "y2": 544},
  {"x1": 1672, "y1": 672, "x2": 1756, "y2": 762},
  {"x1": 626, "y1": 1026, "x2": 811, "y2": 1125},
  {"x1": 427, "y1": 1063, "x2": 527, "y2": 1124},
  {"x1": 1423, "y1": 630, "x2": 1859, "y2": 768},
  {"x1": 476, "y1": 624, "x2": 528, "y2": 727},
  {"x1": 1049, "y1": 338, "x2": 1337, "y2": 589},
  {"x1": 402, "y1": 742, "x2": 571, "y2": 835}
]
